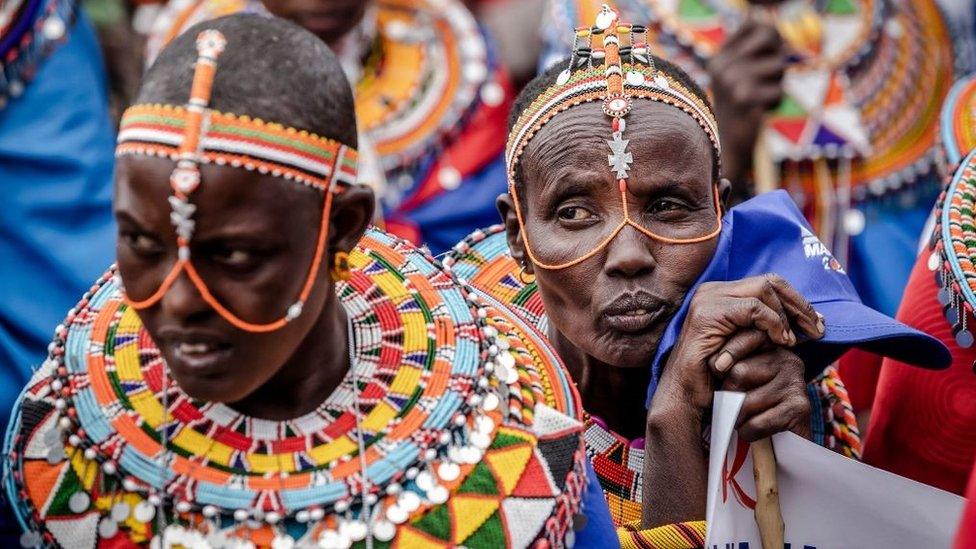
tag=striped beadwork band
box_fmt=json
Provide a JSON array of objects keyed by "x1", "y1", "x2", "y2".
[
  {"x1": 117, "y1": 104, "x2": 359, "y2": 191},
  {"x1": 506, "y1": 65, "x2": 720, "y2": 184}
]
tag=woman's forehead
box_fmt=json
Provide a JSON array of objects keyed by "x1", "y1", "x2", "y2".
[
  {"x1": 115, "y1": 156, "x2": 319, "y2": 228},
  {"x1": 522, "y1": 102, "x2": 714, "y2": 191}
]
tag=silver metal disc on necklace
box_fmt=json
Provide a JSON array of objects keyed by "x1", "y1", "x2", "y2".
[
  {"x1": 437, "y1": 461, "x2": 460, "y2": 482},
  {"x1": 43, "y1": 427, "x2": 60, "y2": 445},
  {"x1": 97, "y1": 517, "x2": 119, "y2": 539},
  {"x1": 386, "y1": 503, "x2": 409, "y2": 524},
  {"x1": 371, "y1": 519, "x2": 396, "y2": 542},
  {"x1": 427, "y1": 484, "x2": 449, "y2": 504},
  {"x1": 133, "y1": 500, "x2": 156, "y2": 523},
  {"x1": 316, "y1": 529, "x2": 340, "y2": 549},
  {"x1": 938, "y1": 286, "x2": 952, "y2": 306},
  {"x1": 625, "y1": 71, "x2": 645, "y2": 86},
  {"x1": 469, "y1": 431, "x2": 491, "y2": 449},
  {"x1": 68, "y1": 491, "x2": 90, "y2": 513},
  {"x1": 271, "y1": 534, "x2": 295, "y2": 549},
  {"x1": 415, "y1": 470, "x2": 434, "y2": 492},
  {"x1": 398, "y1": 490, "x2": 421, "y2": 512},
  {"x1": 947, "y1": 306, "x2": 960, "y2": 326},
  {"x1": 110, "y1": 502, "x2": 131, "y2": 522},
  {"x1": 595, "y1": 9, "x2": 614, "y2": 29},
  {"x1": 19, "y1": 531, "x2": 42, "y2": 548},
  {"x1": 342, "y1": 519, "x2": 368, "y2": 542},
  {"x1": 928, "y1": 251, "x2": 941, "y2": 271},
  {"x1": 556, "y1": 69, "x2": 571, "y2": 86},
  {"x1": 481, "y1": 392, "x2": 500, "y2": 412},
  {"x1": 957, "y1": 329, "x2": 975, "y2": 348},
  {"x1": 46, "y1": 445, "x2": 65, "y2": 464}
]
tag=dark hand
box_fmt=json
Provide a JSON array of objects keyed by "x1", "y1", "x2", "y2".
[
  {"x1": 718, "y1": 334, "x2": 811, "y2": 441},
  {"x1": 653, "y1": 274, "x2": 823, "y2": 414},
  {"x1": 641, "y1": 275, "x2": 821, "y2": 528},
  {"x1": 707, "y1": 17, "x2": 789, "y2": 187}
]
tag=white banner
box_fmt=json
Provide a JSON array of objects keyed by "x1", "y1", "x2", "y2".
[{"x1": 705, "y1": 392, "x2": 965, "y2": 548}]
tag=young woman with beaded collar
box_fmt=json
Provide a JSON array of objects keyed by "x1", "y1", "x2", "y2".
[{"x1": 3, "y1": 15, "x2": 604, "y2": 548}]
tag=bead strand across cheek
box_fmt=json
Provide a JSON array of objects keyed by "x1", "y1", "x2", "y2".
[{"x1": 115, "y1": 29, "x2": 359, "y2": 333}]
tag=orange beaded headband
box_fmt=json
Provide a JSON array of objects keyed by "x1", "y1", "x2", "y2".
[
  {"x1": 506, "y1": 5, "x2": 722, "y2": 271},
  {"x1": 115, "y1": 29, "x2": 359, "y2": 333}
]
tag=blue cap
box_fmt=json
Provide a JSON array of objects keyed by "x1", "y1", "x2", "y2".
[{"x1": 647, "y1": 190, "x2": 951, "y2": 403}]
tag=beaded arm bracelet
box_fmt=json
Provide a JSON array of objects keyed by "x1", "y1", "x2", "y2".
[{"x1": 116, "y1": 29, "x2": 359, "y2": 333}]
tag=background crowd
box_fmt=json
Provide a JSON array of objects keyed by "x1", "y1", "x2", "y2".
[{"x1": 4, "y1": 0, "x2": 976, "y2": 546}]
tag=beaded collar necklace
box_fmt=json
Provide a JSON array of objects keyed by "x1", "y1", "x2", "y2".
[
  {"x1": 940, "y1": 74, "x2": 976, "y2": 167},
  {"x1": 927, "y1": 149, "x2": 976, "y2": 352},
  {"x1": 8, "y1": 227, "x2": 590, "y2": 547},
  {"x1": 116, "y1": 29, "x2": 358, "y2": 334}
]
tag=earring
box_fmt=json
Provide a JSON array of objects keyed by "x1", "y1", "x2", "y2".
[
  {"x1": 331, "y1": 251, "x2": 351, "y2": 281},
  {"x1": 517, "y1": 264, "x2": 536, "y2": 285}
]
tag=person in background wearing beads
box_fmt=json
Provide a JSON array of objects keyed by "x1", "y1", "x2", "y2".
[
  {"x1": 856, "y1": 74, "x2": 976, "y2": 497},
  {"x1": 144, "y1": 0, "x2": 515, "y2": 256},
  {"x1": 0, "y1": 0, "x2": 116, "y2": 433},
  {"x1": 3, "y1": 14, "x2": 614, "y2": 548},
  {"x1": 537, "y1": 0, "x2": 967, "y2": 333},
  {"x1": 444, "y1": 7, "x2": 951, "y2": 546}
]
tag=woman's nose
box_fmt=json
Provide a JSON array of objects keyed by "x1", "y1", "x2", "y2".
[
  {"x1": 159, "y1": 271, "x2": 210, "y2": 322},
  {"x1": 603, "y1": 224, "x2": 656, "y2": 278}
]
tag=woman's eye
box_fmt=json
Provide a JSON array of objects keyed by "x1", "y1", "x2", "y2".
[
  {"x1": 122, "y1": 232, "x2": 162, "y2": 255},
  {"x1": 556, "y1": 206, "x2": 593, "y2": 221},
  {"x1": 215, "y1": 248, "x2": 255, "y2": 267},
  {"x1": 649, "y1": 199, "x2": 687, "y2": 214}
]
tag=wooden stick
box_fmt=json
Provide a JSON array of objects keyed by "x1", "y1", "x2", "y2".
[{"x1": 752, "y1": 437, "x2": 784, "y2": 549}]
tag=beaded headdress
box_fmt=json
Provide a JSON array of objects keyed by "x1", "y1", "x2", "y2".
[
  {"x1": 116, "y1": 29, "x2": 358, "y2": 333},
  {"x1": 506, "y1": 5, "x2": 722, "y2": 271}
]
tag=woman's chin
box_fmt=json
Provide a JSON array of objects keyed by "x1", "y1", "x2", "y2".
[{"x1": 170, "y1": 372, "x2": 253, "y2": 404}]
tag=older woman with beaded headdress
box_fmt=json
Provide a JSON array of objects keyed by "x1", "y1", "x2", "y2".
[
  {"x1": 537, "y1": 0, "x2": 965, "y2": 331},
  {"x1": 141, "y1": 0, "x2": 515, "y2": 256},
  {"x1": 445, "y1": 6, "x2": 951, "y2": 546},
  {"x1": 2, "y1": 14, "x2": 610, "y2": 548}
]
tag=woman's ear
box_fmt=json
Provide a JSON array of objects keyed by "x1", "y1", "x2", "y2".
[
  {"x1": 329, "y1": 185, "x2": 376, "y2": 253},
  {"x1": 718, "y1": 178, "x2": 733, "y2": 212},
  {"x1": 496, "y1": 193, "x2": 533, "y2": 275}
]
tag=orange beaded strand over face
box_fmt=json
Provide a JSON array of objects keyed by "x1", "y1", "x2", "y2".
[
  {"x1": 116, "y1": 29, "x2": 359, "y2": 333},
  {"x1": 507, "y1": 5, "x2": 722, "y2": 271}
]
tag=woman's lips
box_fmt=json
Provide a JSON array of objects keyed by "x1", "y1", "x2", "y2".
[
  {"x1": 170, "y1": 341, "x2": 233, "y2": 372},
  {"x1": 601, "y1": 292, "x2": 669, "y2": 334},
  {"x1": 603, "y1": 308, "x2": 663, "y2": 333}
]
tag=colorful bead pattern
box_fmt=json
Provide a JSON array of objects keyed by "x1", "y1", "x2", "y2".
[
  {"x1": 940, "y1": 74, "x2": 976, "y2": 166},
  {"x1": 445, "y1": 224, "x2": 864, "y2": 527},
  {"x1": 355, "y1": 0, "x2": 490, "y2": 168},
  {"x1": 927, "y1": 149, "x2": 976, "y2": 353},
  {"x1": 145, "y1": 0, "x2": 494, "y2": 176},
  {"x1": 117, "y1": 104, "x2": 359, "y2": 192},
  {"x1": 561, "y1": 0, "x2": 954, "y2": 202},
  {"x1": 618, "y1": 519, "x2": 706, "y2": 548},
  {"x1": 0, "y1": 0, "x2": 74, "y2": 110},
  {"x1": 4, "y1": 228, "x2": 589, "y2": 548}
]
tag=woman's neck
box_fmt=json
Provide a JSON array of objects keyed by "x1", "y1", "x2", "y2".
[
  {"x1": 230, "y1": 293, "x2": 350, "y2": 421},
  {"x1": 547, "y1": 325, "x2": 652, "y2": 440}
]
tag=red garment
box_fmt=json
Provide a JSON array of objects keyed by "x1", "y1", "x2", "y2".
[
  {"x1": 862, "y1": 251, "x2": 976, "y2": 495},
  {"x1": 956, "y1": 464, "x2": 976, "y2": 548},
  {"x1": 837, "y1": 347, "x2": 883, "y2": 412}
]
